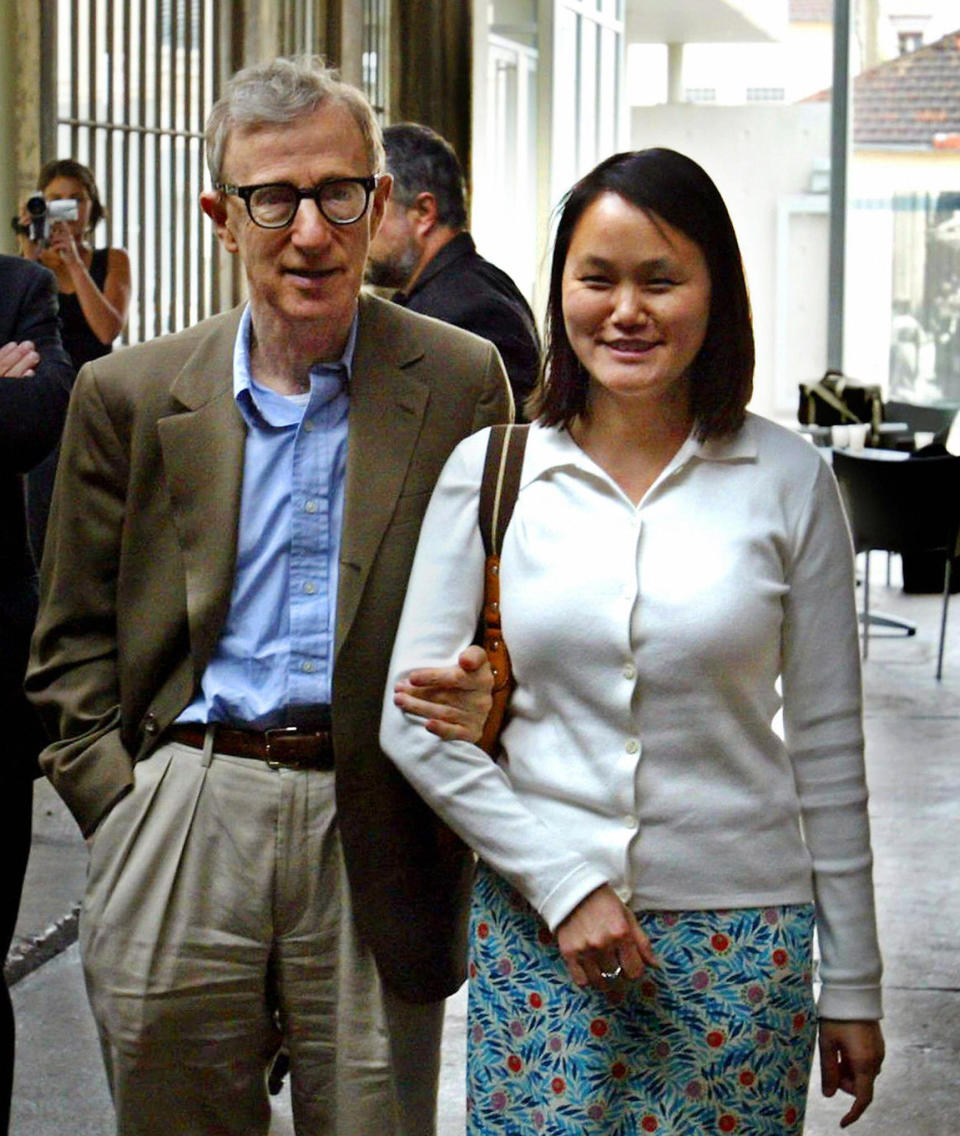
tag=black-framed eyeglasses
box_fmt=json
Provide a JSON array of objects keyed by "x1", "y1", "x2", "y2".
[{"x1": 216, "y1": 176, "x2": 380, "y2": 229}]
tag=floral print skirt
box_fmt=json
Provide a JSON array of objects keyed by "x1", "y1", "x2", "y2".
[{"x1": 466, "y1": 862, "x2": 817, "y2": 1135}]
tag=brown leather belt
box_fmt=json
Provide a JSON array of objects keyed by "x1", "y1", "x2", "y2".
[{"x1": 164, "y1": 723, "x2": 335, "y2": 771}]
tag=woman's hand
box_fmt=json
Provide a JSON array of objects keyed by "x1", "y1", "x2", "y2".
[
  {"x1": 556, "y1": 884, "x2": 656, "y2": 989},
  {"x1": 47, "y1": 220, "x2": 83, "y2": 269},
  {"x1": 819, "y1": 1019, "x2": 885, "y2": 1127},
  {"x1": 393, "y1": 645, "x2": 493, "y2": 743}
]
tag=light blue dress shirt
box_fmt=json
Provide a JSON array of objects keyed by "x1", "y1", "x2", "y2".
[{"x1": 178, "y1": 304, "x2": 354, "y2": 727}]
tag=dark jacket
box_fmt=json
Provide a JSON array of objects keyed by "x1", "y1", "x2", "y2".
[
  {"x1": 0, "y1": 255, "x2": 74, "y2": 773},
  {"x1": 395, "y1": 232, "x2": 540, "y2": 417}
]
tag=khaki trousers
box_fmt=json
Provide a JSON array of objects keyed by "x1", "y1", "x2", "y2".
[{"x1": 81, "y1": 739, "x2": 444, "y2": 1136}]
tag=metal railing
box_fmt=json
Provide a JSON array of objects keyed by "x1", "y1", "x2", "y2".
[{"x1": 49, "y1": 0, "x2": 223, "y2": 345}]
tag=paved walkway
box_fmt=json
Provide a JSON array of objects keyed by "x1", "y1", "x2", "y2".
[{"x1": 8, "y1": 575, "x2": 959, "y2": 1134}]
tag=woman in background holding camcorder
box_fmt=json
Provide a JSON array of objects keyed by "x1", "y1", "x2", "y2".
[
  {"x1": 16, "y1": 159, "x2": 131, "y2": 560},
  {"x1": 17, "y1": 158, "x2": 130, "y2": 371}
]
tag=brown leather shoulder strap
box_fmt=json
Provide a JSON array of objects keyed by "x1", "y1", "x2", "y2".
[{"x1": 478, "y1": 424, "x2": 530, "y2": 557}]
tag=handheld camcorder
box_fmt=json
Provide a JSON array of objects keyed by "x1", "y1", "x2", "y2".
[{"x1": 22, "y1": 193, "x2": 79, "y2": 245}]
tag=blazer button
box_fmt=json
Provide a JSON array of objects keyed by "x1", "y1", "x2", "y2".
[{"x1": 143, "y1": 712, "x2": 159, "y2": 736}]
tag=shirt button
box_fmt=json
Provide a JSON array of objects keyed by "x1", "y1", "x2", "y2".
[
  {"x1": 622, "y1": 662, "x2": 636, "y2": 680},
  {"x1": 625, "y1": 737, "x2": 639, "y2": 755},
  {"x1": 304, "y1": 499, "x2": 318, "y2": 514},
  {"x1": 624, "y1": 814, "x2": 638, "y2": 829},
  {"x1": 301, "y1": 660, "x2": 317, "y2": 674},
  {"x1": 303, "y1": 419, "x2": 315, "y2": 432},
  {"x1": 303, "y1": 581, "x2": 317, "y2": 595}
]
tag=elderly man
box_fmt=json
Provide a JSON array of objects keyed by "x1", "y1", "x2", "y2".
[
  {"x1": 366, "y1": 122, "x2": 540, "y2": 416},
  {"x1": 27, "y1": 58, "x2": 510, "y2": 1136},
  {"x1": 0, "y1": 253, "x2": 73, "y2": 1134}
]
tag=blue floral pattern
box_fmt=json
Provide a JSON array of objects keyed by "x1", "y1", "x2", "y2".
[{"x1": 467, "y1": 863, "x2": 817, "y2": 1135}]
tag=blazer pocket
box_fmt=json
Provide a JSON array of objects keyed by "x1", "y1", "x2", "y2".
[{"x1": 389, "y1": 489, "x2": 433, "y2": 532}]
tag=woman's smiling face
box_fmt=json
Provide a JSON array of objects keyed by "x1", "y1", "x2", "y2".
[{"x1": 561, "y1": 191, "x2": 712, "y2": 412}]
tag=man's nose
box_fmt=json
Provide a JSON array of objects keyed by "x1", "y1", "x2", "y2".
[{"x1": 289, "y1": 197, "x2": 334, "y2": 248}]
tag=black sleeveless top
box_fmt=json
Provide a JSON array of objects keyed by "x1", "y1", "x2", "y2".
[{"x1": 58, "y1": 247, "x2": 114, "y2": 369}]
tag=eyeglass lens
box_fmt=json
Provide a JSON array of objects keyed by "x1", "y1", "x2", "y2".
[{"x1": 248, "y1": 180, "x2": 369, "y2": 227}]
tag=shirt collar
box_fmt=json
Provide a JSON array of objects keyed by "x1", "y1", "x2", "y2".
[
  {"x1": 232, "y1": 303, "x2": 358, "y2": 425},
  {"x1": 519, "y1": 414, "x2": 758, "y2": 490}
]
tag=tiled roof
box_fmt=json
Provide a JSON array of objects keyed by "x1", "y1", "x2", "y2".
[
  {"x1": 790, "y1": 0, "x2": 833, "y2": 23},
  {"x1": 807, "y1": 29, "x2": 960, "y2": 148},
  {"x1": 853, "y1": 29, "x2": 960, "y2": 147}
]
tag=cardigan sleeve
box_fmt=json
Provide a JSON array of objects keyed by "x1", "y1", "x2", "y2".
[
  {"x1": 781, "y1": 455, "x2": 883, "y2": 1020},
  {"x1": 379, "y1": 430, "x2": 609, "y2": 930}
]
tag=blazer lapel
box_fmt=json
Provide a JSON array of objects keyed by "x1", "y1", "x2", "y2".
[
  {"x1": 337, "y1": 294, "x2": 429, "y2": 656},
  {"x1": 157, "y1": 309, "x2": 246, "y2": 675}
]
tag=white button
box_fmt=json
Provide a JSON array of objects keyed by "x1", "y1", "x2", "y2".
[
  {"x1": 304, "y1": 499, "x2": 318, "y2": 514},
  {"x1": 624, "y1": 814, "x2": 638, "y2": 829},
  {"x1": 303, "y1": 419, "x2": 315, "y2": 433},
  {"x1": 622, "y1": 662, "x2": 636, "y2": 680},
  {"x1": 625, "y1": 737, "x2": 639, "y2": 755},
  {"x1": 303, "y1": 581, "x2": 317, "y2": 595},
  {"x1": 301, "y1": 660, "x2": 316, "y2": 674}
]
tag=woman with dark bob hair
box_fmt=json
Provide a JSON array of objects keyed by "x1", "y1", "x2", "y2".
[{"x1": 382, "y1": 148, "x2": 884, "y2": 1134}]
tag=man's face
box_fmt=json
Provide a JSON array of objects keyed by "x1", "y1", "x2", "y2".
[
  {"x1": 203, "y1": 102, "x2": 390, "y2": 352},
  {"x1": 365, "y1": 197, "x2": 422, "y2": 290}
]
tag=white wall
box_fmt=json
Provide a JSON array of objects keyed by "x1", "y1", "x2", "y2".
[{"x1": 630, "y1": 101, "x2": 832, "y2": 420}]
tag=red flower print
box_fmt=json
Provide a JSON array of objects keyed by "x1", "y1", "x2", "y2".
[
  {"x1": 507, "y1": 1055, "x2": 522, "y2": 1073},
  {"x1": 641, "y1": 980, "x2": 656, "y2": 999},
  {"x1": 784, "y1": 1106, "x2": 798, "y2": 1126},
  {"x1": 590, "y1": 1018, "x2": 608, "y2": 1037},
  {"x1": 792, "y1": 1013, "x2": 806, "y2": 1031},
  {"x1": 529, "y1": 992, "x2": 542, "y2": 1008},
  {"x1": 718, "y1": 1115, "x2": 737, "y2": 1132},
  {"x1": 772, "y1": 948, "x2": 788, "y2": 967},
  {"x1": 477, "y1": 923, "x2": 490, "y2": 939},
  {"x1": 711, "y1": 933, "x2": 730, "y2": 952},
  {"x1": 611, "y1": 1062, "x2": 627, "y2": 1079},
  {"x1": 641, "y1": 1117, "x2": 658, "y2": 1132},
  {"x1": 537, "y1": 926, "x2": 553, "y2": 945},
  {"x1": 706, "y1": 1030, "x2": 725, "y2": 1048},
  {"x1": 738, "y1": 1071, "x2": 756, "y2": 1087},
  {"x1": 469, "y1": 962, "x2": 477, "y2": 978},
  {"x1": 551, "y1": 1077, "x2": 565, "y2": 1094}
]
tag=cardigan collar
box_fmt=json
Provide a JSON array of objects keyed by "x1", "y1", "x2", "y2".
[{"x1": 519, "y1": 413, "x2": 759, "y2": 491}]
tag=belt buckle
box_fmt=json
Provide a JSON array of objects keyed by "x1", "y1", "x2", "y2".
[{"x1": 264, "y1": 726, "x2": 301, "y2": 769}]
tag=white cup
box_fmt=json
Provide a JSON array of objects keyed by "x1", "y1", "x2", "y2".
[
  {"x1": 914, "y1": 430, "x2": 936, "y2": 450},
  {"x1": 831, "y1": 424, "x2": 851, "y2": 449},
  {"x1": 848, "y1": 423, "x2": 869, "y2": 452}
]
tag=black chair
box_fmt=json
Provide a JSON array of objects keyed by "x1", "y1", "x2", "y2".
[
  {"x1": 832, "y1": 450, "x2": 960, "y2": 679},
  {"x1": 883, "y1": 399, "x2": 959, "y2": 447}
]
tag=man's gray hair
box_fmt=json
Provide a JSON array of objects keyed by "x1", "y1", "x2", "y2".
[{"x1": 205, "y1": 56, "x2": 385, "y2": 185}]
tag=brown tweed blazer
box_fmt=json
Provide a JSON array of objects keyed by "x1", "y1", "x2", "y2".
[{"x1": 26, "y1": 291, "x2": 512, "y2": 1001}]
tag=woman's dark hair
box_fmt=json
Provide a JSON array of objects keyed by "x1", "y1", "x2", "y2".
[
  {"x1": 530, "y1": 148, "x2": 754, "y2": 440},
  {"x1": 37, "y1": 158, "x2": 106, "y2": 233}
]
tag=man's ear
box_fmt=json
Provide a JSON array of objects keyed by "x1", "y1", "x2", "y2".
[
  {"x1": 410, "y1": 191, "x2": 440, "y2": 238},
  {"x1": 200, "y1": 190, "x2": 239, "y2": 253},
  {"x1": 368, "y1": 173, "x2": 393, "y2": 240}
]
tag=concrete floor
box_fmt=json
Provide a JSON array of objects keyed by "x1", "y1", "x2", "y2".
[{"x1": 7, "y1": 570, "x2": 959, "y2": 1134}]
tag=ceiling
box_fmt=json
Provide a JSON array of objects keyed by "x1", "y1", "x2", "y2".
[{"x1": 624, "y1": 0, "x2": 789, "y2": 45}]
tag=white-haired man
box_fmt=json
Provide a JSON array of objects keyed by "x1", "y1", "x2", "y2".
[{"x1": 27, "y1": 57, "x2": 510, "y2": 1135}]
